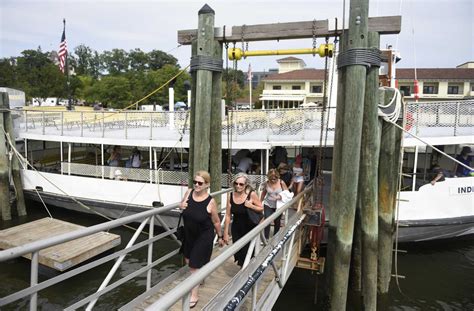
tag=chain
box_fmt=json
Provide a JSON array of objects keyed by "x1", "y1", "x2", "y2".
[
  {"x1": 312, "y1": 19, "x2": 317, "y2": 56},
  {"x1": 315, "y1": 36, "x2": 331, "y2": 204}
]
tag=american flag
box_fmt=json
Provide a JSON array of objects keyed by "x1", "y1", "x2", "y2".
[{"x1": 58, "y1": 20, "x2": 67, "y2": 73}]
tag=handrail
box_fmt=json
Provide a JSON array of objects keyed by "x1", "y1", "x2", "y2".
[
  {"x1": 0, "y1": 188, "x2": 231, "y2": 310},
  {"x1": 0, "y1": 188, "x2": 229, "y2": 261},
  {"x1": 146, "y1": 186, "x2": 311, "y2": 310}
]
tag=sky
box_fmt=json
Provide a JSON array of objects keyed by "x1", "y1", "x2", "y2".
[{"x1": 1, "y1": 0, "x2": 472, "y2": 72}]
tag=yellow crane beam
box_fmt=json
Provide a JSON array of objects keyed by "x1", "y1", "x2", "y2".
[{"x1": 228, "y1": 44, "x2": 334, "y2": 60}]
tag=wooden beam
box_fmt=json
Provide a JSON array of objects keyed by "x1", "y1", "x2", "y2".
[{"x1": 178, "y1": 16, "x2": 401, "y2": 45}]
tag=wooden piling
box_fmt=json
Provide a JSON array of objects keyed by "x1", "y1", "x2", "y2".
[
  {"x1": 192, "y1": 4, "x2": 215, "y2": 173},
  {"x1": 210, "y1": 41, "x2": 223, "y2": 209},
  {"x1": 325, "y1": 32, "x2": 346, "y2": 305},
  {"x1": 2, "y1": 93, "x2": 27, "y2": 216},
  {"x1": 377, "y1": 87, "x2": 400, "y2": 294},
  {"x1": 328, "y1": 0, "x2": 369, "y2": 308},
  {"x1": 359, "y1": 31, "x2": 381, "y2": 311},
  {"x1": 0, "y1": 93, "x2": 11, "y2": 220},
  {"x1": 188, "y1": 40, "x2": 197, "y2": 185}
]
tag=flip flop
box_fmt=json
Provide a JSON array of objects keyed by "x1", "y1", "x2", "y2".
[{"x1": 190, "y1": 300, "x2": 199, "y2": 309}]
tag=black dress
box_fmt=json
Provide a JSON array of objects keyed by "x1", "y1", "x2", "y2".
[
  {"x1": 231, "y1": 191, "x2": 257, "y2": 266},
  {"x1": 182, "y1": 190, "x2": 214, "y2": 269}
]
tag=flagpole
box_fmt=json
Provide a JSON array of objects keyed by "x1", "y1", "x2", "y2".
[{"x1": 63, "y1": 19, "x2": 72, "y2": 111}]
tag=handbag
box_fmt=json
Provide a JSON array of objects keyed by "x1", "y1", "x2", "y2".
[
  {"x1": 175, "y1": 213, "x2": 185, "y2": 242},
  {"x1": 246, "y1": 191, "x2": 263, "y2": 225}
]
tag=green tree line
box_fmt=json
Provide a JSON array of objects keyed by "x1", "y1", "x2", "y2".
[{"x1": 0, "y1": 44, "x2": 251, "y2": 109}]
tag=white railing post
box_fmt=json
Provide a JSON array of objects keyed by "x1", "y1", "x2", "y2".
[
  {"x1": 30, "y1": 251, "x2": 39, "y2": 311},
  {"x1": 86, "y1": 218, "x2": 149, "y2": 310},
  {"x1": 42, "y1": 111, "x2": 45, "y2": 135},
  {"x1": 146, "y1": 216, "x2": 155, "y2": 291},
  {"x1": 102, "y1": 112, "x2": 105, "y2": 138},
  {"x1": 81, "y1": 112, "x2": 84, "y2": 137},
  {"x1": 125, "y1": 112, "x2": 128, "y2": 139},
  {"x1": 61, "y1": 111, "x2": 64, "y2": 136}
]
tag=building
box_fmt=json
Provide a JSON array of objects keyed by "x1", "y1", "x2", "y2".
[
  {"x1": 259, "y1": 57, "x2": 474, "y2": 109},
  {"x1": 397, "y1": 62, "x2": 474, "y2": 102},
  {"x1": 260, "y1": 57, "x2": 329, "y2": 109}
]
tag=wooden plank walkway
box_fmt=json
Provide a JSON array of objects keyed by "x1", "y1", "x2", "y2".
[
  {"x1": 0, "y1": 218, "x2": 121, "y2": 271},
  {"x1": 131, "y1": 245, "x2": 285, "y2": 311}
]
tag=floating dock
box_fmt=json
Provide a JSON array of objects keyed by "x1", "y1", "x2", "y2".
[{"x1": 0, "y1": 218, "x2": 121, "y2": 271}]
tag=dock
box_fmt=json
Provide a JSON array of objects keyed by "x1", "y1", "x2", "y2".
[{"x1": 0, "y1": 218, "x2": 121, "y2": 271}]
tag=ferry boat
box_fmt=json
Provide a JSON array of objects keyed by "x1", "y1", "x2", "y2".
[{"x1": 9, "y1": 93, "x2": 473, "y2": 243}]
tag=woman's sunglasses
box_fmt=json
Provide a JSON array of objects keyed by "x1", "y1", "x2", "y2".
[
  {"x1": 234, "y1": 182, "x2": 245, "y2": 186},
  {"x1": 193, "y1": 180, "x2": 204, "y2": 186}
]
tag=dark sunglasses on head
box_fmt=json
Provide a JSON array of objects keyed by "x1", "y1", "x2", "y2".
[
  {"x1": 193, "y1": 180, "x2": 204, "y2": 186},
  {"x1": 234, "y1": 182, "x2": 245, "y2": 186}
]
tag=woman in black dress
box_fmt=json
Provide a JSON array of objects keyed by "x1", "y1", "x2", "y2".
[
  {"x1": 222, "y1": 173, "x2": 263, "y2": 267},
  {"x1": 179, "y1": 170, "x2": 222, "y2": 308}
]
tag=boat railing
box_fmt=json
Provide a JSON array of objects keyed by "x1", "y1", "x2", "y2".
[
  {"x1": 0, "y1": 186, "x2": 310, "y2": 310},
  {"x1": 59, "y1": 162, "x2": 267, "y2": 188},
  {"x1": 13, "y1": 100, "x2": 473, "y2": 141}
]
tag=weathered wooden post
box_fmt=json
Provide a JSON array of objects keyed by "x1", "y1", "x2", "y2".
[
  {"x1": 191, "y1": 4, "x2": 215, "y2": 173},
  {"x1": 188, "y1": 41, "x2": 197, "y2": 185},
  {"x1": 326, "y1": 32, "x2": 347, "y2": 301},
  {"x1": 377, "y1": 87, "x2": 402, "y2": 294},
  {"x1": 359, "y1": 31, "x2": 381, "y2": 310},
  {"x1": 0, "y1": 93, "x2": 11, "y2": 220},
  {"x1": 327, "y1": 0, "x2": 369, "y2": 308},
  {"x1": 210, "y1": 40, "x2": 223, "y2": 208},
  {"x1": 189, "y1": 4, "x2": 223, "y2": 197}
]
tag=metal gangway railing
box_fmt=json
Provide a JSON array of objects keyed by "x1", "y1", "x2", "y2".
[
  {"x1": 14, "y1": 100, "x2": 474, "y2": 142},
  {"x1": 0, "y1": 186, "x2": 312, "y2": 310}
]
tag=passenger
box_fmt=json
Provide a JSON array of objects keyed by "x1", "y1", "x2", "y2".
[
  {"x1": 277, "y1": 162, "x2": 292, "y2": 189},
  {"x1": 236, "y1": 154, "x2": 253, "y2": 174},
  {"x1": 222, "y1": 173, "x2": 263, "y2": 267},
  {"x1": 260, "y1": 169, "x2": 288, "y2": 239},
  {"x1": 127, "y1": 147, "x2": 142, "y2": 168},
  {"x1": 430, "y1": 164, "x2": 445, "y2": 185},
  {"x1": 179, "y1": 171, "x2": 222, "y2": 308},
  {"x1": 291, "y1": 155, "x2": 305, "y2": 195},
  {"x1": 107, "y1": 145, "x2": 121, "y2": 167},
  {"x1": 453, "y1": 146, "x2": 473, "y2": 177}
]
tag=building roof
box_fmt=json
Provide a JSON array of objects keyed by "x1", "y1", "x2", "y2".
[
  {"x1": 276, "y1": 56, "x2": 304, "y2": 63},
  {"x1": 396, "y1": 68, "x2": 474, "y2": 80},
  {"x1": 263, "y1": 69, "x2": 325, "y2": 81}
]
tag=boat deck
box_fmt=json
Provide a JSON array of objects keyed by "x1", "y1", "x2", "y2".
[{"x1": 0, "y1": 218, "x2": 121, "y2": 271}]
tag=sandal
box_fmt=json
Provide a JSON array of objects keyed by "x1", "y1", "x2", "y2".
[{"x1": 190, "y1": 300, "x2": 199, "y2": 309}]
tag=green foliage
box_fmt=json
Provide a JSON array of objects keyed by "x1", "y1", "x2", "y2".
[{"x1": 0, "y1": 45, "x2": 188, "y2": 107}]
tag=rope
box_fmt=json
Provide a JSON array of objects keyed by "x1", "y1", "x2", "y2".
[
  {"x1": 378, "y1": 86, "x2": 402, "y2": 123},
  {"x1": 384, "y1": 118, "x2": 473, "y2": 172},
  {"x1": 1, "y1": 127, "x2": 147, "y2": 234}
]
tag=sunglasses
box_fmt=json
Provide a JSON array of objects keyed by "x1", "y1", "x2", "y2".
[
  {"x1": 193, "y1": 180, "x2": 204, "y2": 186},
  {"x1": 234, "y1": 182, "x2": 246, "y2": 186}
]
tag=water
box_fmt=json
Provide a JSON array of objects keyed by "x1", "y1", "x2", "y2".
[{"x1": 1, "y1": 202, "x2": 473, "y2": 310}]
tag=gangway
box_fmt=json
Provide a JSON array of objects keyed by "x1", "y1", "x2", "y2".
[{"x1": 0, "y1": 187, "x2": 323, "y2": 310}]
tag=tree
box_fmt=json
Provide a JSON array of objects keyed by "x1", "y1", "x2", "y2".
[
  {"x1": 129, "y1": 48, "x2": 150, "y2": 71},
  {"x1": 0, "y1": 58, "x2": 18, "y2": 88},
  {"x1": 101, "y1": 49, "x2": 129, "y2": 75},
  {"x1": 142, "y1": 65, "x2": 191, "y2": 107},
  {"x1": 148, "y1": 50, "x2": 178, "y2": 70},
  {"x1": 15, "y1": 49, "x2": 66, "y2": 100},
  {"x1": 91, "y1": 76, "x2": 132, "y2": 108},
  {"x1": 73, "y1": 44, "x2": 101, "y2": 77}
]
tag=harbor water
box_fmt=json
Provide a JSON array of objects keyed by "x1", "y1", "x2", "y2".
[{"x1": 1, "y1": 202, "x2": 473, "y2": 310}]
